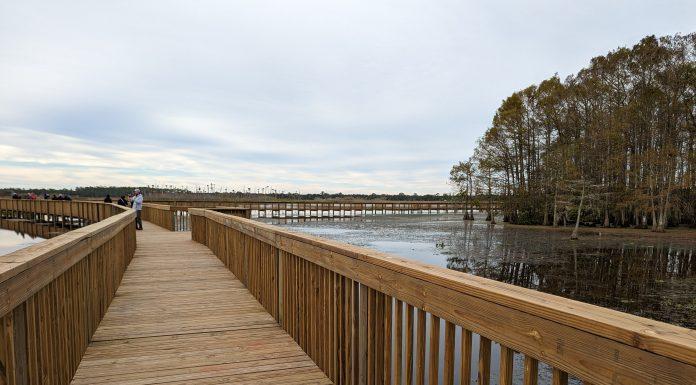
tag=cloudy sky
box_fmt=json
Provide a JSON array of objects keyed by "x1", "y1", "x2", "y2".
[{"x1": 0, "y1": 1, "x2": 693, "y2": 193}]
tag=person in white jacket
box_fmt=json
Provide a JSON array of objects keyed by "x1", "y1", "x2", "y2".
[{"x1": 132, "y1": 189, "x2": 144, "y2": 230}]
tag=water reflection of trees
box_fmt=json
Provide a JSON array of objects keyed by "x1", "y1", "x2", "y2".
[
  {"x1": 445, "y1": 222, "x2": 695, "y2": 328},
  {"x1": 0, "y1": 219, "x2": 67, "y2": 240}
]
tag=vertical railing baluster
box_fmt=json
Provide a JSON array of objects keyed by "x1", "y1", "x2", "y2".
[
  {"x1": 443, "y1": 321, "x2": 455, "y2": 385},
  {"x1": 394, "y1": 300, "x2": 404, "y2": 385},
  {"x1": 384, "y1": 296, "x2": 392, "y2": 385},
  {"x1": 367, "y1": 288, "x2": 376, "y2": 385},
  {"x1": 377, "y1": 293, "x2": 386, "y2": 384},
  {"x1": 552, "y1": 368, "x2": 569, "y2": 385},
  {"x1": 499, "y1": 346, "x2": 514, "y2": 385},
  {"x1": 352, "y1": 280, "x2": 360, "y2": 385},
  {"x1": 523, "y1": 356, "x2": 538, "y2": 385},
  {"x1": 359, "y1": 284, "x2": 368, "y2": 385},
  {"x1": 405, "y1": 304, "x2": 414, "y2": 385},
  {"x1": 460, "y1": 329, "x2": 472, "y2": 385},
  {"x1": 416, "y1": 309, "x2": 426, "y2": 385},
  {"x1": 428, "y1": 315, "x2": 440, "y2": 385},
  {"x1": 477, "y1": 336, "x2": 491, "y2": 385}
]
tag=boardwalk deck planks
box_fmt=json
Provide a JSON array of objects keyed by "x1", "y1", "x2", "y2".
[{"x1": 71, "y1": 224, "x2": 330, "y2": 384}]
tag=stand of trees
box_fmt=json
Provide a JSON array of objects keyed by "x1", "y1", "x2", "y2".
[
  {"x1": 1, "y1": 187, "x2": 454, "y2": 202},
  {"x1": 451, "y1": 34, "x2": 696, "y2": 230}
]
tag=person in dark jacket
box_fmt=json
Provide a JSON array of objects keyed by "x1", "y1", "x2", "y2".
[
  {"x1": 104, "y1": 194, "x2": 113, "y2": 203},
  {"x1": 117, "y1": 196, "x2": 128, "y2": 206}
]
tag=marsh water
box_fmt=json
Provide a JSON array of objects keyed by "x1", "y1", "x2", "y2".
[
  {"x1": 0, "y1": 219, "x2": 70, "y2": 256},
  {"x1": 267, "y1": 212, "x2": 695, "y2": 328},
  {"x1": 0, "y1": 227, "x2": 44, "y2": 255},
  {"x1": 266, "y1": 212, "x2": 694, "y2": 384}
]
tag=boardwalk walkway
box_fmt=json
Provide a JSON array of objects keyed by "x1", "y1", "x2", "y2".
[{"x1": 71, "y1": 222, "x2": 330, "y2": 384}]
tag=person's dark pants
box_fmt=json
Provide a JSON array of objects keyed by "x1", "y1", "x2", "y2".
[{"x1": 135, "y1": 209, "x2": 143, "y2": 230}]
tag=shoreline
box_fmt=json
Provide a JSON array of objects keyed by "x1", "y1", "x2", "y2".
[{"x1": 501, "y1": 222, "x2": 696, "y2": 244}]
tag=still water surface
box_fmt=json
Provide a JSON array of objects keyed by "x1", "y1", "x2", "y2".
[
  {"x1": 0, "y1": 228, "x2": 44, "y2": 255},
  {"x1": 268, "y1": 213, "x2": 695, "y2": 328}
]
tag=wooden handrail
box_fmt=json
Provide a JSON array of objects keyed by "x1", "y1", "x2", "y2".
[
  {"x1": 0, "y1": 198, "x2": 125, "y2": 223},
  {"x1": 211, "y1": 206, "x2": 252, "y2": 219},
  {"x1": 0, "y1": 199, "x2": 136, "y2": 385},
  {"x1": 142, "y1": 203, "x2": 174, "y2": 230},
  {"x1": 189, "y1": 208, "x2": 696, "y2": 385},
  {"x1": 141, "y1": 202, "x2": 171, "y2": 210},
  {"x1": 140, "y1": 204, "x2": 251, "y2": 231}
]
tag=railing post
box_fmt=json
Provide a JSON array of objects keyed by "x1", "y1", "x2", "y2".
[
  {"x1": 277, "y1": 248, "x2": 283, "y2": 325},
  {"x1": 12, "y1": 305, "x2": 27, "y2": 385},
  {"x1": 2, "y1": 304, "x2": 29, "y2": 385}
]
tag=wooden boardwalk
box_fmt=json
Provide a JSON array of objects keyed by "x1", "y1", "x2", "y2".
[{"x1": 71, "y1": 222, "x2": 331, "y2": 385}]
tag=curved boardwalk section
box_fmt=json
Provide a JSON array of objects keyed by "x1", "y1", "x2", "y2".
[{"x1": 71, "y1": 223, "x2": 330, "y2": 385}]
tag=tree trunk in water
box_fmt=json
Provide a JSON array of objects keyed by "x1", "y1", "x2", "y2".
[
  {"x1": 603, "y1": 192, "x2": 609, "y2": 227},
  {"x1": 487, "y1": 174, "x2": 494, "y2": 223},
  {"x1": 570, "y1": 184, "x2": 585, "y2": 240},
  {"x1": 463, "y1": 194, "x2": 469, "y2": 221},
  {"x1": 634, "y1": 207, "x2": 641, "y2": 227},
  {"x1": 656, "y1": 194, "x2": 669, "y2": 232},
  {"x1": 656, "y1": 212, "x2": 665, "y2": 232},
  {"x1": 650, "y1": 199, "x2": 658, "y2": 232},
  {"x1": 657, "y1": 177, "x2": 672, "y2": 232},
  {"x1": 552, "y1": 184, "x2": 559, "y2": 227}
]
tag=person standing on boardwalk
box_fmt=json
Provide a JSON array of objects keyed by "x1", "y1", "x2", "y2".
[
  {"x1": 104, "y1": 194, "x2": 112, "y2": 203},
  {"x1": 132, "y1": 189, "x2": 144, "y2": 230},
  {"x1": 117, "y1": 195, "x2": 128, "y2": 206}
]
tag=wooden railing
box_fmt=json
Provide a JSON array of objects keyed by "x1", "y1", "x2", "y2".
[
  {"x1": 189, "y1": 208, "x2": 696, "y2": 385},
  {"x1": 1, "y1": 199, "x2": 125, "y2": 225},
  {"x1": 0, "y1": 199, "x2": 136, "y2": 385},
  {"x1": 142, "y1": 203, "x2": 252, "y2": 231},
  {"x1": 155, "y1": 199, "x2": 473, "y2": 210},
  {"x1": 210, "y1": 206, "x2": 252, "y2": 219},
  {"x1": 153, "y1": 200, "x2": 502, "y2": 218},
  {"x1": 142, "y1": 203, "x2": 175, "y2": 231}
]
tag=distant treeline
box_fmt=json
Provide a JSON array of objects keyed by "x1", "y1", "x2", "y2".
[
  {"x1": 1, "y1": 187, "x2": 454, "y2": 202},
  {"x1": 1, "y1": 186, "x2": 186, "y2": 198},
  {"x1": 451, "y1": 33, "x2": 696, "y2": 230}
]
